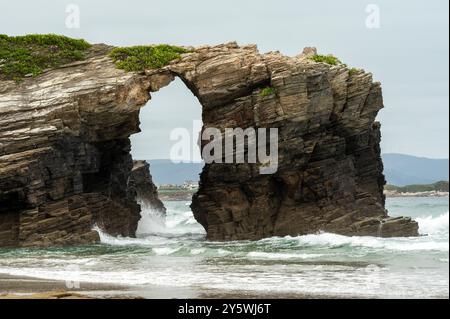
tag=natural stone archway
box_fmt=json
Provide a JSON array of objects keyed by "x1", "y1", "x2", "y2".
[{"x1": 0, "y1": 42, "x2": 418, "y2": 247}]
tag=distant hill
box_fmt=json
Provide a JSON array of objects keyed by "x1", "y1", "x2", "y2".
[
  {"x1": 382, "y1": 153, "x2": 449, "y2": 186},
  {"x1": 146, "y1": 154, "x2": 449, "y2": 186},
  {"x1": 385, "y1": 181, "x2": 449, "y2": 193},
  {"x1": 147, "y1": 160, "x2": 204, "y2": 185}
]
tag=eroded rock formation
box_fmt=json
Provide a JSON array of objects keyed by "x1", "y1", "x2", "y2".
[
  {"x1": 129, "y1": 160, "x2": 166, "y2": 215},
  {"x1": 0, "y1": 45, "x2": 153, "y2": 247},
  {"x1": 0, "y1": 41, "x2": 418, "y2": 247}
]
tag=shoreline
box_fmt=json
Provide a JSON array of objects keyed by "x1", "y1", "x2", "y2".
[
  {"x1": 0, "y1": 273, "x2": 375, "y2": 299},
  {"x1": 2, "y1": 273, "x2": 447, "y2": 299},
  {"x1": 0, "y1": 196, "x2": 447, "y2": 300},
  {"x1": 158, "y1": 189, "x2": 449, "y2": 201},
  {"x1": 0, "y1": 273, "x2": 137, "y2": 299},
  {"x1": 384, "y1": 191, "x2": 449, "y2": 198}
]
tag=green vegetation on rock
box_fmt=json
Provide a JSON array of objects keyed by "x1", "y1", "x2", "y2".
[
  {"x1": 385, "y1": 181, "x2": 449, "y2": 193},
  {"x1": 0, "y1": 34, "x2": 91, "y2": 82},
  {"x1": 260, "y1": 86, "x2": 276, "y2": 97},
  {"x1": 349, "y1": 67, "x2": 360, "y2": 75},
  {"x1": 310, "y1": 54, "x2": 342, "y2": 66},
  {"x1": 109, "y1": 44, "x2": 190, "y2": 72}
]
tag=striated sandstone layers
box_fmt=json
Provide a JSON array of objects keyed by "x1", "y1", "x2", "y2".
[
  {"x1": 0, "y1": 45, "x2": 155, "y2": 247},
  {"x1": 177, "y1": 45, "x2": 419, "y2": 240},
  {"x1": 0, "y1": 41, "x2": 418, "y2": 247}
]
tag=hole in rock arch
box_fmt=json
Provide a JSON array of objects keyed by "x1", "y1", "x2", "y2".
[{"x1": 130, "y1": 77, "x2": 205, "y2": 236}]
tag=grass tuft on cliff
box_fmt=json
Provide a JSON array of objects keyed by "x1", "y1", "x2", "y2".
[
  {"x1": 349, "y1": 67, "x2": 360, "y2": 75},
  {"x1": 109, "y1": 45, "x2": 190, "y2": 72},
  {"x1": 310, "y1": 54, "x2": 342, "y2": 66},
  {"x1": 260, "y1": 86, "x2": 277, "y2": 97},
  {"x1": 0, "y1": 34, "x2": 91, "y2": 82}
]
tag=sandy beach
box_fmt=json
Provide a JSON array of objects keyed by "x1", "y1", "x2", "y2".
[
  {"x1": 0, "y1": 273, "x2": 208, "y2": 299},
  {"x1": 0, "y1": 273, "x2": 351, "y2": 299},
  {"x1": 0, "y1": 273, "x2": 137, "y2": 299}
]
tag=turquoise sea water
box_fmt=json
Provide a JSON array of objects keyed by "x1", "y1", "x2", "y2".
[{"x1": 0, "y1": 197, "x2": 448, "y2": 298}]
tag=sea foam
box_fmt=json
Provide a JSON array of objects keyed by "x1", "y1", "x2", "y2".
[{"x1": 416, "y1": 211, "x2": 449, "y2": 235}]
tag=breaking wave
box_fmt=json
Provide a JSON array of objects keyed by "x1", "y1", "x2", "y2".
[
  {"x1": 95, "y1": 207, "x2": 449, "y2": 255},
  {"x1": 416, "y1": 212, "x2": 449, "y2": 235},
  {"x1": 0, "y1": 198, "x2": 447, "y2": 298}
]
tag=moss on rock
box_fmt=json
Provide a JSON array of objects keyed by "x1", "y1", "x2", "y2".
[
  {"x1": 310, "y1": 54, "x2": 342, "y2": 66},
  {"x1": 0, "y1": 34, "x2": 91, "y2": 82},
  {"x1": 260, "y1": 86, "x2": 276, "y2": 97},
  {"x1": 349, "y1": 67, "x2": 360, "y2": 75},
  {"x1": 109, "y1": 44, "x2": 190, "y2": 72}
]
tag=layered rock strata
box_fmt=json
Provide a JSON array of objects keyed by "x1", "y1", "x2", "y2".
[
  {"x1": 129, "y1": 160, "x2": 166, "y2": 215},
  {"x1": 0, "y1": 42, "x2": 418, "y2": 247}
]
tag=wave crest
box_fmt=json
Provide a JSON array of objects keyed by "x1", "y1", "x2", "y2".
[{"x1": 416, "y1": 212, "x2": 449, "y2": 235}]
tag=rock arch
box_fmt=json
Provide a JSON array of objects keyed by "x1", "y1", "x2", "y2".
[{"x1": 0, "y1": 42, "x2": 418, "y2": 247}]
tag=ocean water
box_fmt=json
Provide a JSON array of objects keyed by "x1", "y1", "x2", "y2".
[{"x1": 0, "y1": 197, "x2": 448, "y2": 298}]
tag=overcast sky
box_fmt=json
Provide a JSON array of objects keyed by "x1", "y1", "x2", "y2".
[{"x1": 1, "y1": 0, "x2": 448, "y2": 159}]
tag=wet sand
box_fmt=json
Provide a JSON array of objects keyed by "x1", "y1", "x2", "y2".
[
  {"x1": 0, "y1": 273, "x2": 139, "y2": 299},
  {"x1": 0, "y1": 273, "x2": 344, "y2": 299},
  {"x1": 0, "y1": 273, "x2": 214, "y2": 299}
]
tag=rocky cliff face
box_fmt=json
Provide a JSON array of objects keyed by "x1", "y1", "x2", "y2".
[
  {"x1": 0, "y1": 41, "x2": 418, "y2": 247},
  {"x1": 170, "y1": 44, "x2": 418, "y2": 240},
  {"x1": 0, "y1": 44, "x2": 155, "y2": 247},
  {"x1": 129, "y1": 160, "x2": 166, "y2": 215}
]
